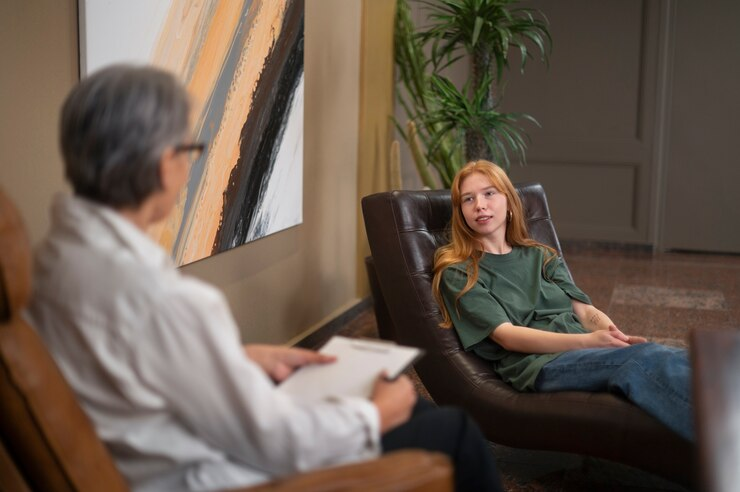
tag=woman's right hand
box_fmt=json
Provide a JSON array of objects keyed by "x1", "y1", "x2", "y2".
[{"x1": 371, "y1": 373, "x2": 416, "y2": 433}]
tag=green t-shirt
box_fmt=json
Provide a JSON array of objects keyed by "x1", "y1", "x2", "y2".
[{"x1": 440, "y1": 246, "x2": 591, "y2": 391}]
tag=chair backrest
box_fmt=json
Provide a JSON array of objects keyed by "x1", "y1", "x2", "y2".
[
  {"x1": 361, "y1": 184, "x2": 565, "y2": 406},
  {"x1": 0, "y1": 188, "x2": 128, "y2": 491}
]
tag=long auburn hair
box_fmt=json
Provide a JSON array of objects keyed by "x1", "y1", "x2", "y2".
[{"x1": 431, "y1": 160, "x2": 556, "y2": 328}]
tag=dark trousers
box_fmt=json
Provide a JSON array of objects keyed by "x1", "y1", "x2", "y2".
[{"x1": 381, "y1": 399, "x2": 503, "y2": 492}]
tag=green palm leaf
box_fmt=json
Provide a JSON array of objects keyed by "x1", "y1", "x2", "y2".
[{"x1": 393, "y1": 0, "x2": 551, "y2": 185}]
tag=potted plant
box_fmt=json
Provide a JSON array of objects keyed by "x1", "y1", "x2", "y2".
[{"x1": 394, "y1": 0, "x2": 551, "y2": 187}]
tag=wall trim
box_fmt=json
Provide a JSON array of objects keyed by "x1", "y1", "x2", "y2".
[
  {"x1": 650, "y1": 0, "x2": 677, "y2": 251},
  {"x1": 290, "y1": 296, "x2": 373, "y2": 349}
]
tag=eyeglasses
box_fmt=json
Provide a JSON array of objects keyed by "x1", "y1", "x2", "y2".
[{"x1": 174, "y1": 142, "x2": 207, "y2": 160}]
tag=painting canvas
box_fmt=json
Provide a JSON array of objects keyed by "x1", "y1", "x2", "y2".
[{"x1": 79, "y1": 0, "x2": 304, "y2": 265}]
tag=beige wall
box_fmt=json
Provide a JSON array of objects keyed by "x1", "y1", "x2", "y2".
[
  {"x1": 0, "y1": 0, "x2": 364, "y2": 344},
  {"x1": 0, "y1": 1, "x2": 77, "y2": 241},
  {"x1": 356, "y1": 0, "x2": 396, "y2": 297}
]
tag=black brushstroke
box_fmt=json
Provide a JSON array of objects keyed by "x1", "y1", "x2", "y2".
[{"x1": 214, "y1": 0, "x2": 304, "y2": 253}]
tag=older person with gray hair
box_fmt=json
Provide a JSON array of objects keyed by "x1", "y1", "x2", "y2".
[{"x1": 26, "y1": 65, "x2": 501, "y2": 492}]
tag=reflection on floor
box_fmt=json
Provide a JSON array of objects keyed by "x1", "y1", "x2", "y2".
[
  {"x1": 326, "y1": 245, "x2": 739, "y2": 491},
  {"x1": 563, "y1": 244, "x2": 740, "y2": 347}
]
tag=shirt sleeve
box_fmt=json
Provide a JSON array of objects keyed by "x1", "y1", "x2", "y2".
[
  {"x1": 131, "y1": 277, "x2": 380, "y2": 476},
  {"x1": 440, "y1": 265, "x2": 510, "y2": 349},
  {"x1": 546, "y1": 256, "x2": 592, "y2": 305}
]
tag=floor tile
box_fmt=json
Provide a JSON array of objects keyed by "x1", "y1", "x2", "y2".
[{"x1": 612, "y1": 285, "x2": 728, "y2": 310}]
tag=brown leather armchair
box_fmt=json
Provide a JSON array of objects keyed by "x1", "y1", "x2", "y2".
[
  {"x1": 0, "y1": 188, "x2": 452, "y2": 492},
  {"x1": 362, "y1": 185, "x2": 696, "y2": 487},
  {"x1": 690, "y1": 328, "x2": 740, "y2": 492}
]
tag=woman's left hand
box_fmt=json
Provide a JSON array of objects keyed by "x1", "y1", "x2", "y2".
[
  {"x1": 573, "y1": 301, "x2": 648, "y2": 344},
  {"x1": 608, "y1": 325, "x2": 648, "y2": 345}
]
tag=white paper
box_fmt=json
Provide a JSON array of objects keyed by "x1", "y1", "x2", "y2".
[{"x1": 279, "y1": 336, "x2": 422, "y2": 403}]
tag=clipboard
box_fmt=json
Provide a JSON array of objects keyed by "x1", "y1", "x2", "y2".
[{"x1": 278, "y1": 336, "x2": 424, "y2": 402}]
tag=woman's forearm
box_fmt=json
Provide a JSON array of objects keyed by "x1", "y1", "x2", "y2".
[
  {"x1": 491, "y1": 323, "x2": 590, "y2": 353},
  {"x1": 490, "y1": 322, "x2": 628, "y2": 353},
  {"x1": 571, "y1": 300, "x2": 615, "y2": 332}
]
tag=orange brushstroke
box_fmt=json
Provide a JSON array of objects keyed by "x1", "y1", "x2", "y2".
[
  {"x1": 179, "y1": 1, "x2": 287, "y2": 264},
  {"x1": 146, "y1": 0, "x2": 246, "y2": 258},
  {"x1": 146, "y1": 0, "x2": 289, "y2": 265}
]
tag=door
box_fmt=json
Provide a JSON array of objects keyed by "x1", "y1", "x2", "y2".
[{"x1": 660, "y1": 0, "x2": 740, "y2": 253}]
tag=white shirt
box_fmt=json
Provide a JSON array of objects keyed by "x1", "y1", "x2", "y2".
[{"x1": 26, "y1": 195, "x2": 380, "y2": 492}]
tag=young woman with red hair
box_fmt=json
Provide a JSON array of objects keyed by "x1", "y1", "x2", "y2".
[{"x1": 432, "y1": 160, "x2": 693, "y2": 442}]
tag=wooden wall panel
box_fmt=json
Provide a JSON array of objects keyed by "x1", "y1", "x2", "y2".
[
  {"x1": 504, "y1": 0, "x2": 659, "y2": 243},
  {"x1": 660, "y1": 1, "x2": 740, "y2": 253}
]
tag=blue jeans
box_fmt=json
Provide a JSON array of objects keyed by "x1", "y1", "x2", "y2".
[{"x1": 535, "y1": 343, "x2": 693, "y2": 442}]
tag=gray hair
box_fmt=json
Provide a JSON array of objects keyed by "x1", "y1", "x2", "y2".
[{"x1": 60, "y1": 64, "x2": 190, "y2": 208}]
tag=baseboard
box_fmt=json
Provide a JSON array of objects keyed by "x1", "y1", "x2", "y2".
[
  {"x1": 560, "y1": 240, "x2": 654, "y2": 256},
  {"x1": 291, "y1": 297, "x2": 373, "y2": 349}
]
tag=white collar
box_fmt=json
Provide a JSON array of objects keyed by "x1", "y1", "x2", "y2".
[{"x1": 50, "y1": 193, "x2": 173, "y2": 270}]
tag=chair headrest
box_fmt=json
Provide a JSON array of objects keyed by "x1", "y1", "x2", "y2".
[{"x1": 0, "y1": 188, "x2": 32, "y2": 320}]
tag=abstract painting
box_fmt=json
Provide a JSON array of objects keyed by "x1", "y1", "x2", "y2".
[{"x1": 79, "y1": 0, "x2": 304, "y2": 265}]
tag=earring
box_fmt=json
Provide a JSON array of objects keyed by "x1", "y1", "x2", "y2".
[{"x1": 507, "y1": 210, "x2": 512, "y2": 222}]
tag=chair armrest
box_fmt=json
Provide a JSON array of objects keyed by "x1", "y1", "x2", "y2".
[
  {"x1": 691, "y1": 328, "x2": 740, "y2": 492},
  {"x1": 231, "y1": 450, "x2": 453, "y2": 492},
  {"x1": 0, "y1": 439, "x2": 31, "y2": 492}
]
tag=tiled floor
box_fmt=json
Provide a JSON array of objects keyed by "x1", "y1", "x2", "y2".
[
  {"x1": 564, "y1": 245, "x2": 740, "y2": 346},
  {"x1": 331, "y1": 245, "x2": 740, "y2": 491}
]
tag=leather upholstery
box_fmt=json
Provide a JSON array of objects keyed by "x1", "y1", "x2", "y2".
[
  {"x1": 0, "y1": 189, "x2": 129, "y2": 491},
  {"x1": 0, "y1": 188, "x2": 452, "y2": 492},
  {"x1": 691, "y1": 328, "x2": 740, "y2": 492},
  {"x1": 362, "y1": 185, "x2": 695, "y2": 486},
  {"x1": 244, "y1": 451, "x2": 452, "y2": 492}
]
